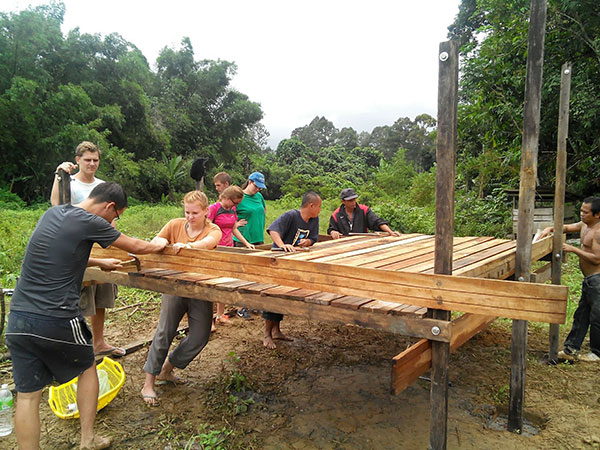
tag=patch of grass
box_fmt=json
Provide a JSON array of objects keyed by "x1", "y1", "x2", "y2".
[
  {"x1": 208, "y1": 351, "x2": 256, "y2": 417},
  {"x1": 0, "y1": 207, "x2": 46, "y2": 287},
  {"x1": 183, "y1": 424, "x2": 233, "y2": 450}
]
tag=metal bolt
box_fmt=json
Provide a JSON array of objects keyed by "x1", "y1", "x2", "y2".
[
  {"x1": 518, "y1": 276, "x2": 525, "y2": 282},
  {"x1": 564, "y1": 68, "x2": 570, "y2": 75},
  {"x1": 439, "y1": 52, "x2": 449, "y2": 62},
  {"x1": 555, "y1": 253, "x2": 561, "y2": 259},
  {"x1": 431, "y1": 326, "x2": 441, "y2": 336}
]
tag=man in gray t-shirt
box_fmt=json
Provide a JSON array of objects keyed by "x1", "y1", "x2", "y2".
[{"x1": 6, "y1": 182, "x2": 166, "y2": 450}]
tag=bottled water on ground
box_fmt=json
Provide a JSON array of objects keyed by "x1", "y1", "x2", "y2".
[{"x1": 0, "y1": 384, "x2": 13, "y2": 436}]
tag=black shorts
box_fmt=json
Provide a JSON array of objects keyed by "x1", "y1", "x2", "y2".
[{"x1": 6, "y1": 311, "x2": 95, "y2": 393}]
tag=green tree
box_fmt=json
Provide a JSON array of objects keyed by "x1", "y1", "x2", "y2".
[
  {"x1": 291, "y1": 116, "x2": 338, "y2": 152},
  {"x1": 450, "y1": 0, "x2": 600, "y2": 196}
]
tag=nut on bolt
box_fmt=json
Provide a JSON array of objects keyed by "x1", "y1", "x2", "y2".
[{"x1": 431, "y1": 326, "x2": 441, "y2": 336}]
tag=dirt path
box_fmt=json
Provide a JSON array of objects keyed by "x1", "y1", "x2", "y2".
[{"x1": 1, "y1": 309, "x2": 599, "y2": 449}]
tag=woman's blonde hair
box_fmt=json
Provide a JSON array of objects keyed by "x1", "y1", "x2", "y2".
[
  {"x1": 182, "y1": 190, "x2": 209, "y2": 209},
  {"x1": 219, "y1": 185, "x2": 244, "y2": 202}
]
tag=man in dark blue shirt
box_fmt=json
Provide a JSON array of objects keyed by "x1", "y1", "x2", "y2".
[{"x1": 263, "y1": 191, "x2": 321, "y2": 348}]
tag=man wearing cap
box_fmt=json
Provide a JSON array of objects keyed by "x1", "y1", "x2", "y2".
[{"x1": 328, "y1": 188, "x2": 401, "y2": 239}]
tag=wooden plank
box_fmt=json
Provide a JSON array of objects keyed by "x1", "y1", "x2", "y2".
[
  {"x1": 509, "y1": 0, "x2": 547, "y2": 433},
  {"x1": 408, "y1": 239, "x2": 512, "y2": 274},
  {"x1": 392, "y1": 313, "x2": 496, "y2": 394},
  {"x1": 83, "y1": 267, "x2": 453, "y2": 341},
  {"x1": 262, "y1": 286, "x2": 300, "y2": 297},
  {"x1": 88, "y1": 240, "x2": 567, "y2": 323},
  {"x1": 279, "y1": 235, "x2": 397, "y2": 262},
  {"x1": 549, "y1": 62, "x2": 572, "y2": 363},
  {"x1": 422, "y1": 241, "x2": 516, "y2": 274},
  {"x1": 309, "y1": 235, "x2": 431, "y2": 263},
  {"x1": 454, "y1": 235, "x2": 552, "y2": 279},
  {"x1": 530, "y1": 263, "x2": 551, "y2": 284},
  {"x1": 430, "y1": 39, "x2": 459, "y2": 450},
  {"x1": 331, "y1": 235, "x2": 443, "y2": 267},
  {"x1": 237, "y1": 283, "x2": 278, "y2": 293},
  {"x1": 330, "y1": 296, "x2": 373, "y2": 310},
  {"x1": 360, "y1": 300, "x2": 408, "y2": 315},
  {"x1": 304, "y1": 292, "x2": 344, "y2": 305},
  {"x1": 57, "y1": 168, "x2": 71, "y2": 205}
]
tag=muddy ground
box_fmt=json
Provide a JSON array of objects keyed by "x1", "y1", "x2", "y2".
[{"x1": 1, "y1": 300, "x2": 599, "y2": 449}]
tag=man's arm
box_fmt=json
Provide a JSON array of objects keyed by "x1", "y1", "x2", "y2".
[
  {"x1": 328, "y1": 214, "x2": 342, "y2": 239},
  {"x1": 539, "y1": 222, "x2": 583, "y2": 239},
  {"x1": 88, "y1": 258, "x2": 123, "y2": 271},
  {"x1": 364, "y1": 206, "x2": 400, "y2": 236},
  {"x1": 379, "y1": 224, "x2": 401, "y2": 237},
  {"x1": 112, "y1": 234, "x2": 167, "y2": 254},
  {"x1": 50, "y1": 162, "x2": 77, "y2": 205},
  {"x1": 269, "y1": 230, "x2": 295, "y2": 252},
  {"x1": 564, "y1": 229, "x2": 600, "y2": 265}
]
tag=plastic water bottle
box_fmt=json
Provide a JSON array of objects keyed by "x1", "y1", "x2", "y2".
[{"x1": 0, "y1": 384, "x2": 13, "y2": 436}]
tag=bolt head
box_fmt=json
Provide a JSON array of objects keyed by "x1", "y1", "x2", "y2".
[
  {"x1": 439, "y1": 52, "x2": 449, "y2": 62},
  {"x1": 431, "y1": 326, "x2": 441, "y2": 336}
]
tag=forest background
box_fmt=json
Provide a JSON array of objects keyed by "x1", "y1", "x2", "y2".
[{"x1": 1, "y1": 0, "x2": 599, "y2": 277}]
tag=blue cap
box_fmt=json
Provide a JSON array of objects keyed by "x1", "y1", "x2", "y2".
[{"x1": 248, "y1": 171, "x2": 266, "y2": 189}]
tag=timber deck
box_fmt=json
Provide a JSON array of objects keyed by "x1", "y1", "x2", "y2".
[{"x1": 86, "y1": 232, "x2": 562, "y2": 331}]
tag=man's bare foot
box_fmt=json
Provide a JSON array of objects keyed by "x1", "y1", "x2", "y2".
[
  {"x1": 80, "y1": 434, "x2": 112, "y2": 449},
  {"x1": 272, "y1": 331, "x2": 293, "y2": 341},
  {"x1": 211, "y1": 319, "x2": 217, "y2": 332},
  {"x1": 141, "y1": 386, "x2": 159, "y2": 406},
  {"x1": 263, "y1": 336, "x2": 277, "y2": 349},
  {"x1": 216, "y1": 315, "x2": 232, "y2": 324}
]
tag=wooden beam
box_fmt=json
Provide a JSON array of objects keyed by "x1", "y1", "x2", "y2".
[
  {"x1": 391, "y1": 313, "x2": 496, "y2": 394},
  {"x1": 549, "y1": 62, "x2": 572, "y2": 362},
  {"x1": 430, "y1": 39, "x2": 459, "y2": 450},
  {"x1": 57, "y1": 168, "x2": 71, "y2": 205},
  {"x1": 89, "y1": 243, "x2": 568, "y2": 323},
  {"x1": 509, "y1": 0, "x2": 548, "y2": 433},
  {"x1": 83, "y1": 267, "x2": 453, "y2": 342},
  {"x1": 530, "y1": 262, "x2": 551, "y2": 284}
]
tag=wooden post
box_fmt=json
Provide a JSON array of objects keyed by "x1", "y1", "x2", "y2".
[
  {"x1": 509, "y1": 0, "x2": 547, "y2": 433},
  {"x1": 549, "y1": 62, "x2": 572, "y2": 363},
  {"x1": 430, "y1": 39, "x2": 458, "y2": 450},
  {"x1": 57, "y1": 168, "x2": 71, "y2": 204}
]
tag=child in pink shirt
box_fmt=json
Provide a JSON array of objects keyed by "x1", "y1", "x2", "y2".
[{"x1": 207, "y1": 186, "x2": 255, "y2": 324}]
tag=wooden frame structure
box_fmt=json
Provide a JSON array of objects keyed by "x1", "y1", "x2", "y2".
[{"x1": 79, "y1": 1, "x2": 573, "y2": 447}]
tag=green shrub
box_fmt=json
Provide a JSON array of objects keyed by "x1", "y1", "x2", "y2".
[{"x1": 0, "y1": 188, "x2": 27, "y2": 209}]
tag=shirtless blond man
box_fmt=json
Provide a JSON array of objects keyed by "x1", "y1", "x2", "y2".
[{"x1": 540, "y1": 196, "x2": 600, "y2": 362}]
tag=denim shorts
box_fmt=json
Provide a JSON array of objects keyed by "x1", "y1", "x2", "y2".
[{"x1": 6, "y1": 310, "x2": 94, "y2": 393}]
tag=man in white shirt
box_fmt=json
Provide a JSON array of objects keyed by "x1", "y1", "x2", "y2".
[{"x1": 50, "y1": 141, "x2": 126, "y2": 358}]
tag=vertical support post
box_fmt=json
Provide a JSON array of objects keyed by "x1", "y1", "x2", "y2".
[
  {"x1": 509, "y1": 0, "x2": 547, "y2": 433},
  {"x1": 430, "y1": 39, "x2": 459, "y2": 450},
  {"x1": 549, "y1": 63, "x2": 572, "y2": 363},
  {"x1": 0, "y1": 290, "x2": 5, "y2": 343},
  {"x1": 57, "y1": 168, "x2": 71, "y2": 205}
]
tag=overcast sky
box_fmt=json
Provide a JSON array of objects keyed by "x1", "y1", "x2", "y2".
[{"x1": 5, "y1": 0, "x2": 461, "y2": 148}]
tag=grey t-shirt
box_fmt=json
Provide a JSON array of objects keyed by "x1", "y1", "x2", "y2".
[{"x1": 10, "y1": 204, "x2": 121, "y2": 318}]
